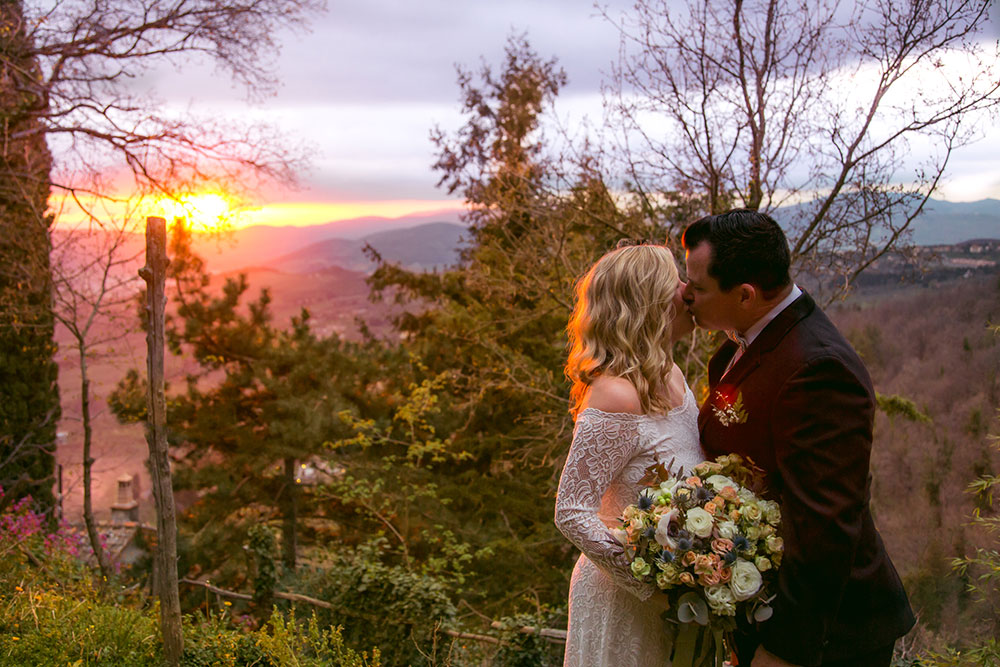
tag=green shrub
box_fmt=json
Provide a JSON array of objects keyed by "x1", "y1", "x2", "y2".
[
  {"x1": 0, "y1": 576, "x2": 161, "y2": 666},
  {"x1": 491, "y1": 611, "x2": 565, "y2": 667},
  {"x1": 182, "y1": 608, "x2": 380, "y2": 667},
  {"x1": 0, "y1": 490, "x2": 378, "y2": 667},
  {"x1": 294, "y1": 542, "x2": 456, "y2": 666},
  {"x1": 919, "y1": 640, "x2": 1000, "y2": 667}
]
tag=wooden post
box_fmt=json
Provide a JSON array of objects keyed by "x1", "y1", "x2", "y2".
[{"x1": 139, "y1": 216, "x2": 183, "y2": 664}]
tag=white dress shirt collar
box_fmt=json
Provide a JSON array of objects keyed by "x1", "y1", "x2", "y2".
[{"x1": 742, "y1": 284, "x2": 802, "y2": 347}]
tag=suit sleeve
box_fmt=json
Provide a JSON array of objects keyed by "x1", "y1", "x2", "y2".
[{"x1": 759, "y1": 355, "x2": 875, "y2": 666}]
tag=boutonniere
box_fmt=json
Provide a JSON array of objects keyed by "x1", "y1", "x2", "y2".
[{"x1": 712, "y1": 389, "x2": 748, "y2": 427}]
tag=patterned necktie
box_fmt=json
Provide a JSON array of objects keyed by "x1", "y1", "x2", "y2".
[{"x1": 722, "y1": 330, "x2": 748, "y2": 377}]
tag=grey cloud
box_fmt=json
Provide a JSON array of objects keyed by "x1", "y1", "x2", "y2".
[{"x1": 150, "y1": 0, "x2": 631, "y2": 106}]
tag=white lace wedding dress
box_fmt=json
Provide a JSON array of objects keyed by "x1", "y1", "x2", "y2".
[{"x1": 555, "y1": 385, "x2": 704, "y2": 667}]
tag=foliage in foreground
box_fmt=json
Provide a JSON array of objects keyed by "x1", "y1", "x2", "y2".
[{"x1": 0, "y1": 491, "x2": 380, "y2": 666}]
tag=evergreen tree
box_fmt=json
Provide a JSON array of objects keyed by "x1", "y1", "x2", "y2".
[
  {"x1": 366, "y1": 35, "x2": 705, "y2": 609},
  {"x1": 111, "y1": 223, "x2": 396, "y2": 581},
  {"x1": 0, "y1": 0, "x2": 60, "y2": 513}
]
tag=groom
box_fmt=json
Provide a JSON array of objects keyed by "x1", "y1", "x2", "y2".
[{"x1": 680, "y1": 210, "x2": 915, "y2": 667}]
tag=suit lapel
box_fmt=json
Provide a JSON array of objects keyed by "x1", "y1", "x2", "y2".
[
  {"x1": 708, "y1": 339, "x2": 739, "y2": 389},
  {"x1": 720, "y1": 290, "x2": 815, "y2": 387},
  {"x1": 703, "y1": 291, "x2": 817, "y2": 392}
]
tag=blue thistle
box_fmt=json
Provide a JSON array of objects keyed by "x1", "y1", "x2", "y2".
[
  {"x1": 637, "y1": 492, "x2": 655, "y2": 511},
  {"x1": 658, "y1": 549, "x2": 676, "y2": 564},
  {"x1": 733, "y1": 535, "x2": 751, "y2": 552},
  {"x1": 676, "y1": 536, "x2": 694, "y2": 552},
  {"x1": 642, "y1": 525, "x2": 656, "y2": 540},
  {"x1": 694, "y1": 486, "x2": 713, "y2": 503},
  {"x1": 722, "y1": 549, "x2": 738, "y2": 565}
]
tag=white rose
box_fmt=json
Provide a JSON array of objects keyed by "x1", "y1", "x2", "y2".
[
  {"x1": 656, "y1": 564, "x2": 682, "y2": 588},
  {"x1": 704, "y1": 584, "x2": 737, "y2": 616},
  {"x1": 730, "y1": 559, "x2": 763, "y2": 601},
  {"x1": 705, "y1": 475, "x2": 737, "y2": 493},
  {"x1": 761, "y1": 500, "x2": 781, "y2": 525},
  {"x1": 684, "y1": 507, "x2": 715, "y2": 538},
  {"x1": 737, "y1": 488, "x2": 755, "y2": 503},
  {"x1": 716, "y1": 520, "x2": 738, "y2": 540},
  {"x1": 754, "y1": 556, "x2": 772, "y2": 572},
  {"x1": 765, "y1": 535, "x2": 784, "y2": 555},
  {"x1": 742, "y1": 502, "x2": 763, "y2": 522}
]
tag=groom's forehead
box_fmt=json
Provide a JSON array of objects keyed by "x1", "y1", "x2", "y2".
[{"x1": 684, "y1": 244, "x2": 711, "y2": 273}]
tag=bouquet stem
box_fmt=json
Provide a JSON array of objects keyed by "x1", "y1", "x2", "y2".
[{"x1": 671, "y1": 624, "x2": 727, "y2": 667}]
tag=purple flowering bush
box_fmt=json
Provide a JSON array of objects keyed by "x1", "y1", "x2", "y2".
[{"x1": 0, "y1": 486, "x2": 160, "y2": 665}]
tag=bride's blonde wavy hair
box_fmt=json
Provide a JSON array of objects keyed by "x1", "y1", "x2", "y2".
[{"x1": 566, "y1": 244, "x2": 680, "y2": 419}]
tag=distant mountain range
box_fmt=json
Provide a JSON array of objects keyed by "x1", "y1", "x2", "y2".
[
  {"x1": 187, "y1": 197, "x2": 998, "y2": 275},
  {"x1": 264, "y1": 222, "x2": 467, "y2": 273},
  {"x1": 191, "y1": 209, "x2": 464, "y2": 273},
  {"x1": 904, "y1": 198, "x2": 1000, "y2": 245},
  {"x1": 774, "y1": 197, "x2": 1000, "y2": 246}
]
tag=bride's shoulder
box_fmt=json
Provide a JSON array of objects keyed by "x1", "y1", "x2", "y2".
[{"x1": 581, "y1": 376, "x2": 642, "y2": 415}]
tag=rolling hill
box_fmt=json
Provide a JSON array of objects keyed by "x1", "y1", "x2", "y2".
[{"x1": 263, "y1": 222, "x2": 467, "y2": 273}]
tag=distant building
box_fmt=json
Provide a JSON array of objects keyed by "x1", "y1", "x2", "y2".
[{"x1": 71, "y1": 472, "x2": 154, "y2": 568}]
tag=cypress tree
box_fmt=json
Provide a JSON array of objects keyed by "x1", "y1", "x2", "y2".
[{"x1": 0, "y1": 0, "x2": 61, "y2": 513}]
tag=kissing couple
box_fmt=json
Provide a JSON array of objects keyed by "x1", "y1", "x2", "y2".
[{"x1": 555, "y1": 209, "x2": 915, "y2": 667}]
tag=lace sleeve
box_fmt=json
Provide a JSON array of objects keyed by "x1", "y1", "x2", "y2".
[{"x1": 554, "y1": 410, "x2": 653, "y2": 601}]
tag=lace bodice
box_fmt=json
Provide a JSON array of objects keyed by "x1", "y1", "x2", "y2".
[{"x1": 554, "y1": 385, "x2": 704, "y2": 600}]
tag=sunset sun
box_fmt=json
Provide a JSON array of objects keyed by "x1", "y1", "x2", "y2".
[{"x1": 152, "y1": 192, "x2": 237, "y2": 232}]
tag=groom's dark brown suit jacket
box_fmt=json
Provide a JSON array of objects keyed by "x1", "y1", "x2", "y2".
[{"x1": 698, "y1": 291, "x2": 915, "y2": 666}]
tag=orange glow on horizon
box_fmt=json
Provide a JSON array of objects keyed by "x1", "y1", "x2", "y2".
[
  {"x1": 50, "y1": 194, "x2": 466, "y2": 231},
  {"x1": 234, "y1": 200, "x2": 466, "y2": 229}
]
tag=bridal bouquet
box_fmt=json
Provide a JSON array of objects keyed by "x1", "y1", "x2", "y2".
[{"x1": 616, "y1": 454, "x2": 782, "y2": 667}]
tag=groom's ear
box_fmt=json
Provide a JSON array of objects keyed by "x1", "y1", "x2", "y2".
[{"x1": 737, "y1": 283, "x2": 757, "y2": 307}]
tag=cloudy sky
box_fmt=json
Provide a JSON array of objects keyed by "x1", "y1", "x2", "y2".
[{"x1": 140, "y1": 0, "x2": 1000, "y2": 228}]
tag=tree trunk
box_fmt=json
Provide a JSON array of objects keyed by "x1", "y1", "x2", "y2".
[
  {"x1": 281, "y1": 456, "x2": 298, "y2": 570},
  {"x1": 80, "y1": 350, "x2": 111, "y2": 578},
  {"x1": 0, "y1": 0, "x2": 61, "y2": 515},
  {"x1": 140, "y1": 216, "x2": 183, "y2": 665}
]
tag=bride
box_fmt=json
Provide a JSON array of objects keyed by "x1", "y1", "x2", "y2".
[{"x1": 555, "y1": 242, "x2": 705, "y2": 666}]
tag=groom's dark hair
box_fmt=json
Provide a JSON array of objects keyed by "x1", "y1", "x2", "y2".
[{"x1": 681, "y1": 209, "x2": 791, "y2": 297}]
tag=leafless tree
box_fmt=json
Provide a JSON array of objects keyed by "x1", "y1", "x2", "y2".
[
  {"x1": 4, "y1": 1, "x2": 324, "y2": 663},
  {"x1": 50, "y1": 196, "x2": 146, "y2": 579},
  {"x1": 16, "y1": 0, "x2": 323, "y2": 207},
  {"x1": 603, "y1": 0, "x2": 1000, "y2": 298}
]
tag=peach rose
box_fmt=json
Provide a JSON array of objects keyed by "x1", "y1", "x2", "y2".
[
  {"x1": 694, "y1": 554, "x2": 715, "y2": 575},
  {"x1": 699, "y1": 570, "x2": 721, "y2": 587},
  {"x1": 711, "y1": 538, "x2": 735, "y2": 555}
]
